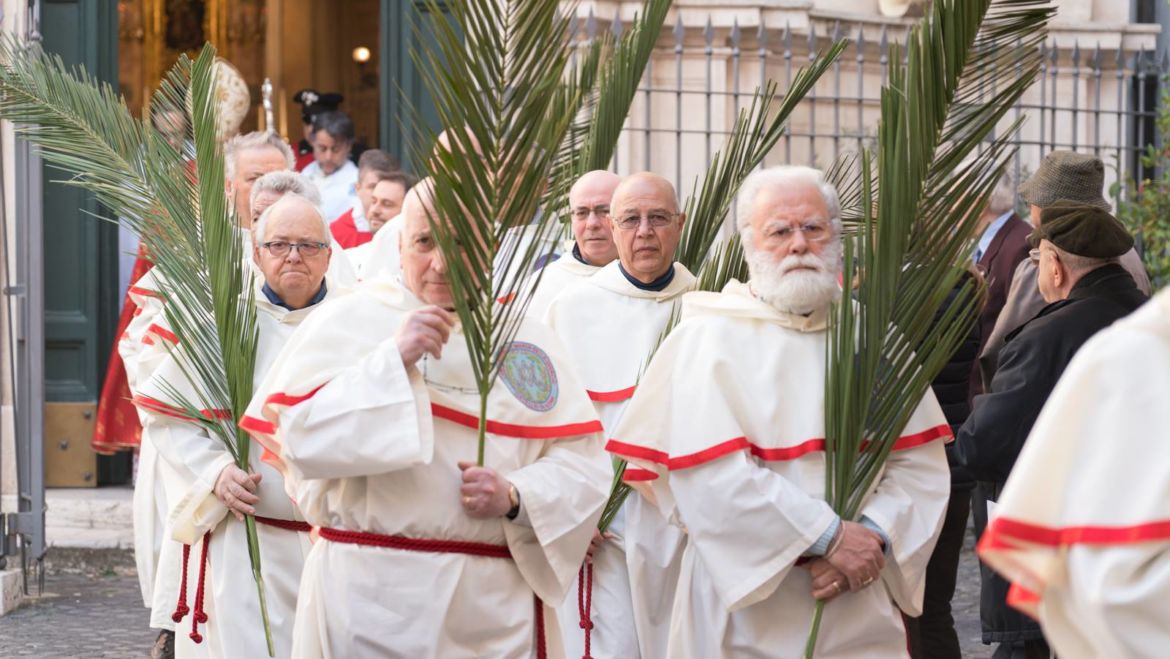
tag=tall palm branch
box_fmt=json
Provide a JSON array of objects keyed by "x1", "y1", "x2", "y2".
[
  {"x1": 807, "y1": 1, "x2": 1053, "y2": 656},
  {"x1": 411, "y1": 0, "x2": 676, "y2": 464},
  {"x1": 0, "y1": 40, "x2": 273, "y2": 654}
]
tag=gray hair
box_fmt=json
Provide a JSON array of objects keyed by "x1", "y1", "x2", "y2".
[
  {"x1": 252, "y1": 193, "x2": 330, "y2": 244},
  {"x1": 987, "y1": 169, "x2": 1017, "y2": 216},
  {"x1": 736, "y1": 165, "x2": 842, "y2": 242},
  {"x1": 1050, "y1": 244, "x2": 1117, "y2": 274},
  {"x1": 224, "y1": 131, "x2": 294, "y2": 180},
  {"x1": 249, "y1": 170, "x2": 322, "y2": 211}
]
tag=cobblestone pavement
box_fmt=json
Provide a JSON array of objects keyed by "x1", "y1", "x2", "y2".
[
  {"x1": 1, "y1": 547, "x2": 994, "y2": 658},
  {"x1": 0, "y1": 571, "x2": 155, "y2": 657}
]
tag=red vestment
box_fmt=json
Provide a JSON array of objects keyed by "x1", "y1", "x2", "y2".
[
  {"x1": 329, "y1": 207, "x2": 373, "y2": 248},
  {"x1": 91, "y1": 247, "x2": 152, "y2": 454}
]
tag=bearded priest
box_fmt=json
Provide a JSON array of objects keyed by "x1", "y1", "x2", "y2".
[
  {"x1": 607, "y1": 165, "x2": 951, "y2": 658},
  {"x1": 242, "y1": 179, "x2": 610, "y2": 657},
  {"x1": 543, "y1": 172, "x2": 695, "y2": 659}
]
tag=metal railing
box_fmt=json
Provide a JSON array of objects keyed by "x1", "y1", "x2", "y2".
[{"x1": 571, "y1": 11, "x2": 1165, "y2": 208}]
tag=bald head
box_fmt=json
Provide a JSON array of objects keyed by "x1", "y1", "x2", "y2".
[
  {"x1": 608, "y1": 172, "x2": 685, "y2": 284},
  {"x1": 568, "y1": 170, "x2": 622, "y2": 266}
]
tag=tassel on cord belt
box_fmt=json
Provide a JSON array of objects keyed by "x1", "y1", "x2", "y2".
[
  {"x1": 318, "y1": 527, "x2": 547, "y2": 659},
  {"x1": 171, "y1": 516, "x2": 311, "y2": 644},
  {"x1": 577, "y1": 562, "x2": 595, "y2": 659}
]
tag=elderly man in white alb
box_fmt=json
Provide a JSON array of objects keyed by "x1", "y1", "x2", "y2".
[
  {"x1": 525, "y1": 170, "x2": 621, "y2": 318},
  {"x1": 134, "y1": 195, "x2": 338, "y2": 658},
  {"x1": 241, "y1": 179, "x2": 610, "y2": 657},
  {"x1": 544, "y1": 172, "x2": 695, "y2": 659},
  {"x1": 607, "y1": 166, "x2": 951, "y2": 658},
  {"x1": 123, "y1": 134, "x2": 349, "y2": 646}
]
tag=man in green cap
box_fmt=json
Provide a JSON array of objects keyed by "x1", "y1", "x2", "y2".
[{"x1": 956, "y1": 201, "x2": 1148, "y2": 659}]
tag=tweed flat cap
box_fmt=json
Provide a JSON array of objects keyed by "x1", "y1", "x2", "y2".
[
  {"x1": 1018, "y1": 151, "x2": 1111, "y2": 210},
  {"x1": 1028, "y1": 201, "x2": 1133, "y2": 258}
]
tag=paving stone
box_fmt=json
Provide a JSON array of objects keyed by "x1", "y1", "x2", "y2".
[{"x1": 0, "y1": 545, "x2": 995, "y2": 657}]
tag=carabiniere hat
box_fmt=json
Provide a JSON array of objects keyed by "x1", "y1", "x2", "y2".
[
  {"x1": 1028, "y1": 201, "x2": 1134, "y2": 258},
  {"x1": 1018, "y1": 151, "x2": 1111, "y2": 210}
]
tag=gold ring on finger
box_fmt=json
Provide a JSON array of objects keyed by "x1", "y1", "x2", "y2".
[{"x1": 832, "y1": 581, "x2": 842, "y2": 594}]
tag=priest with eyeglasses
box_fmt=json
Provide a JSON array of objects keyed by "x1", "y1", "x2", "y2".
[{"x1": 134, "y1": 194, "x2": 340, "y2": 658}]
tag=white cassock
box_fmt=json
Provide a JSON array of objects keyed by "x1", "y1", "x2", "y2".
[
  {"x1": 524, "y1": 247, "x2": 602, "y2": 320},
  {"x1": 242, "y1": 279, "x2": 611, "y2": 658},
  {"x1": 345, "y1": 214, "x2": 402, "y2": 281},
  {"x1": 132, "y1": 281, "x2": 338, "y2": 658},
  {"x1": 302, "y1": 160, "x2": 359, "y2": 223},
  {"x1": 543, "y1": 261, "x2": 694, "y2": 659},
  {"x1": 121, "y1": 276, "x2": 179, "y2": 616},
  {"x1": 123, "y1": 234, "x2": 356, "y2": 623},
  {"x1": 977, "y1": 288, "x2": 1170, "y2": 659},
  {"x1": 607, "y1": 280, "x2": 952, "y2": 659}
]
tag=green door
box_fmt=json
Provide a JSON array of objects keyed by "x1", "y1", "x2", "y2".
[
  {"x1": 40, "y1": 0, "x2": 126, "y2": 485},
  {"x1": 381, "y1": 0, "x2": 452, "y2": 173}
]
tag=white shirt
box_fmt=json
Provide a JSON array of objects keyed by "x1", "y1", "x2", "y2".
[{"x1": 302, "y1": 159, "x2": 359, "y2": 223}]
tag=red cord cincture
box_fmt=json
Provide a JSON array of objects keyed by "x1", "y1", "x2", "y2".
[
  {"x1": 189, "y1": 532, "x2": 211, "y2": 643},
  {"x1": 170, "y1": 543, "x2": 192, "y2": 623},
  {"x1": 577, "y1": 563, "x2": 595, "y2": 658}
]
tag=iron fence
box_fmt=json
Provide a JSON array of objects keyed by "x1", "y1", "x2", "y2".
[{"x1": 571, "y1": 11, "x2": 1166, "y2": 210}]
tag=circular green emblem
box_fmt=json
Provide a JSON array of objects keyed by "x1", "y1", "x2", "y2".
[{"x1": 500, "y1": 341, "x2": 559, "y2": 412}]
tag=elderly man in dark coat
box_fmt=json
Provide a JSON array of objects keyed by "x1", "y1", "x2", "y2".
[{"x1": 957, "y1": 202, "x2": 1149, "y2": 659}]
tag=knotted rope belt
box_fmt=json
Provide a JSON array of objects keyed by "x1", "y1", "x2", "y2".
[
  {"x1": 577, "y1": 563, "x2": 595, "y2": 659},
  {"x1": 319, "y1": 526, "x2": 547, "y2": 659},
  {"x1": 172, "y1": 515, "x2": 312, "y2": 644}
]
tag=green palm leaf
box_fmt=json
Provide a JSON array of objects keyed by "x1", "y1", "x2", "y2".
[
  {"x1": 806, "y1": 2, "x2": 1053, "y2": 656},
  {"x1": 0, "y1": 39, "x2": 272, "y2": 654}
]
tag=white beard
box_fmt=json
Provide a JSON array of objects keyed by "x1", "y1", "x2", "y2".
[{"x1": 747, "y1": 243, "x2": 841, "y2": 315}]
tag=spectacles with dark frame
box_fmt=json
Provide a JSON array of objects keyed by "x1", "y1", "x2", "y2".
[
  {"x1": 613, "y1": 212, "x2": 678, "y2": 231},
  {"x1": 260, "y1": 240, "x2": 329, "y2": 257},
  {"x1": 571, "y1": 206, "x2": 610, "y2": 221}
]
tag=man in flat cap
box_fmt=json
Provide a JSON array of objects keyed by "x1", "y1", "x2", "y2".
[
  {"x1": 979, "y1": 151, "x2": 1151, "y2": 387},
  {"x1": 957, "y1": 201, "x2": 1148, "y2": 659}
]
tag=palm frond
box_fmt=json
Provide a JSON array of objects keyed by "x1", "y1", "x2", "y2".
[
  {"x1": 0, "y1": 38, "x2": 273, "y2": 653},
  {"x1": 412, "y1": 0, "x2": 663, "y2": 465},
  {"x1": 807, "y1": 2, "x2": 1052, "y2": 656},
  {"x1": 573, "y1": 0, "x2": 671, "y2": 175}
]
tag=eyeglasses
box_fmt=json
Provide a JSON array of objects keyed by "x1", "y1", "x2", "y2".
[
  {"x1": 571, "y1": 206, "x2": 610, "y2": 221},
  {"x1": 260, "y1": 240, "x2": 328, "y2": 257},
  {"x1": 613, "y1": 212, "x2": 678, "y2": 231},
  {"x1": 764, "y1": 221, "x2": 831, "y2": 244}
]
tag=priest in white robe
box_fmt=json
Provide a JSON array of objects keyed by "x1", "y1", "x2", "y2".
[
  {"x1": 978, "y1": 287, "x2": 1170, "y2": 659},
  {"x1": 124, "y1": 138, "x2": 349, "y2": 646},
  {"x1": 525, "y1": 170, "x2": 621, "y2": 318},
  {"x1": 544, "y1": 172, "x2": 694, "y2": 659},
  {"x1": 242, "y1": 179, "x2": 610, "y2": 658},
  {"x1": 134, "y1": 195, "x2": 339, "y2": 658},
  {"x1": 607, "y1": 166, "x2": 952, "y2": 658}
]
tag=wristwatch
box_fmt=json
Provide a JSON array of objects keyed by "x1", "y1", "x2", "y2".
[{"x1": 505, "y1": 484, "x2": 521, "y2": 520}]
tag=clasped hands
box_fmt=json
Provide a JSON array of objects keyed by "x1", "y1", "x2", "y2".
[{"x1": 803, "y1": 521, "x2": 886, "y2": 602}]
